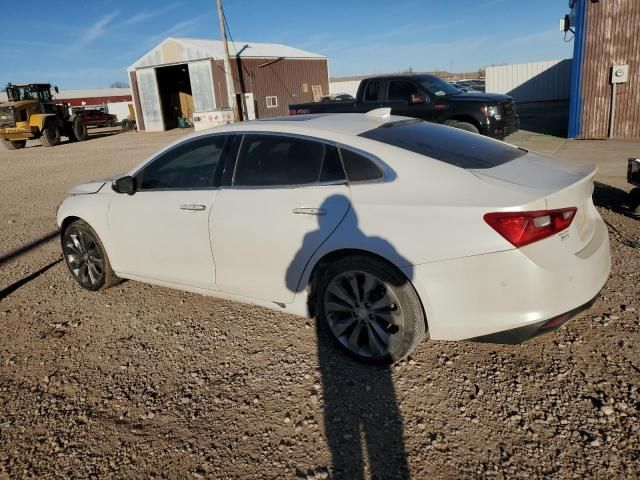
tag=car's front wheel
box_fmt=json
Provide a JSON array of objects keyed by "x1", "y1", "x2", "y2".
[
  {"x1": 62, "y1": 219, "x2": 119, "y2": 291},
  {"x1": 317, "y1": 255, "x2": 426, "y2": 364}
]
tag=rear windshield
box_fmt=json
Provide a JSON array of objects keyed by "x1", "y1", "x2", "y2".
[{"x1": 359, "y1": 120, "x2": 527, "y2": 169}]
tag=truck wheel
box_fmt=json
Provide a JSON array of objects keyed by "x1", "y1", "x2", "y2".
[
  {"x1": 40, "y1": 124, "x2": 61, "y2": 147},
  {"x1": 1, "y1": 139, "x2": 26, "y2": 150},
  {"x1": 69, "y1": 117, "x2": 89, "y2": 142},
  {"x1": 444, "y1": 120, "x2": 480, "y2": 134},
  {"x1": 108, "y1": 119, "x2": 116, "y2": 128}
]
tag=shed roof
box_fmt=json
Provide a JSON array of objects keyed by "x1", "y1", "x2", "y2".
[{"x1": 129, "y1": 37, "x2": 326, "y2": 70}]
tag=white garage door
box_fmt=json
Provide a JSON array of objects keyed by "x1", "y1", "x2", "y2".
[
  {"x1": 188, "y1": 61, "x2": 216, "y2": 113},
  {"x1": 137, "y1": 68, "x2": 164, "y2": 131}
]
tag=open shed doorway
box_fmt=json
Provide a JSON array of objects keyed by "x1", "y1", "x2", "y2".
[{"x1": 156, "y1": 64, "x2": 194, "y2": 129}]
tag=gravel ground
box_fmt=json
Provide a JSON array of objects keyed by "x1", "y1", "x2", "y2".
[{"x1": 0, "y1": 129, "x2": 639, "y2": 479}]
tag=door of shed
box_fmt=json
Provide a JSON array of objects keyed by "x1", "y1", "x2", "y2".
[{"x1": 137, "y1": 68, "x2": 165, "y2": 131}]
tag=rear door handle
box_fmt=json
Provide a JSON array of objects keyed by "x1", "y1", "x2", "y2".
[
  {"x1": 293, "y1": 207, "x2": 326, "y2": 216},
  {"x1": 180, "y1": 204, "x2": 206, "y2": 211}
]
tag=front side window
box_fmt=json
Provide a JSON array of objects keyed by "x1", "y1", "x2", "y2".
[
  {"x1": 363, "y1": 81, "x2": 381, "y2": 102},
  {"x1": 233, "y1": 134, "x2": 345, "y2": 187},
  {"x1": 388, "y1": 81, "x2": 420, "y2": 102},
  {"x1": 138, "y1": 135, "x2": 228, "y2": 190}
]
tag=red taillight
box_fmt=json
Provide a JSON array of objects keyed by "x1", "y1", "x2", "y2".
[
  {"x1": 483, "y1": 207, "x2": 577, "y2": 248},
  {"x1": 288, "y1": 109, "x2": 296, "y2": 115}
]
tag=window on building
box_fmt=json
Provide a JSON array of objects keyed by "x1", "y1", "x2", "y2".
[{"x1": 266, "y1": 96, "x2": 278, "y2": 108}]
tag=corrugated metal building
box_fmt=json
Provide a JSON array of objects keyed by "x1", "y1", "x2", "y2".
[
  {"x1": 568, "y1": 0, "x2": 640, "y2": 139},
  {"x1": 485, "y1": 60, "x2": 572, "y2": 102},
  {"x1": 128, "y1": 37, "x2": 328, "y2": 131}
]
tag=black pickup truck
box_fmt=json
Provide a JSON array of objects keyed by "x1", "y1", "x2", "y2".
[{"x1": 289, "y1": 74, "x2": 519, "y2": 139}]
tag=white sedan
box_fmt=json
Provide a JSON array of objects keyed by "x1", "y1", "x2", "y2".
[{"x1": 57, "y1": 110, "x2": 611, "y2": 363}]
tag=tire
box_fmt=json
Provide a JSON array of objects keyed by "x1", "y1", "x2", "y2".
[
  {"x1": 69, "y1": 117, "x2": 88, "y2": 142},
  {"x1": 629, "y1": 188, "x2": 640, "y2": 217},
  {"x1": 108, "y1": 119, "x2": 116, "y2": 128},
  {"x1": 316, "y1": 254, "x2": 426, "y2": 364},
  {"x1": 61, "y1": 219, "x2": 119, "y2": 291},
  {"x1": 444, "y1": 120, "x2": 480, "y2": 134},
  {"x1": 40, "y1": 123, "x2": 61, "y2": 147},
  {"x1": 2, "y1": 139, "x2": 26, "y2": 150}
]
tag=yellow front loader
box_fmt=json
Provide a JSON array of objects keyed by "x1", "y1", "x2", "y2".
[{"x1": 0, "y1": 83, "x2": 88, "y2": 150}]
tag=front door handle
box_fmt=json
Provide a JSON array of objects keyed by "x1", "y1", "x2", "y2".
[
  {"x1": 180, "y1": 204, "x2": 206, "y2": 211},
  {"x1": 293, "y1": 207, "x2": 326, "y2": 216}
]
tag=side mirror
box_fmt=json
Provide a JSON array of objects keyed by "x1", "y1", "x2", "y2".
[
  {"x1": 54, "y1": 86, "x2": 59, "y2": 94},
  {"x1": 409, "y1": 93, "x2": 427, "y2": 104},
  {"x1": 112, "y1": 176, "x2": 136, "y2": 195}
]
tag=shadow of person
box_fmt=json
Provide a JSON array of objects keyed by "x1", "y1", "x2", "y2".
[{"x1": 286, "y1": 194, "x2": 413, "y2": 479}]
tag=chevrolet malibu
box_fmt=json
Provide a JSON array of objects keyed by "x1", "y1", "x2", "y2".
[{"x1": 57, "y1": 110, "x2": 611, "y2": 363}]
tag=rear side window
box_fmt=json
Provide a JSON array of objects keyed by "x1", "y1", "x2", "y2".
[
  {"x1": 359, "y1": 120, "x2": 526, "y2": 169},
  {"x1": 233, "y1": 134, "x2": 345, "y2": 187},
  {"x1": 363, "y1": 81, "x2": 381, "y2": 102},
  {"x1": 340, "y1": 148, "x2": 383, "y2": 182}
]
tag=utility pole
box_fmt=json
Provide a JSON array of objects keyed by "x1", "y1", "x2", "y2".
[{"x1": 216, "y1": 0, "x2": 240, "y2": 121}]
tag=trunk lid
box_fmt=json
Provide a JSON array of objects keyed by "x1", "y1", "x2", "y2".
[{"x1": 472, "y1": 152, "x2": 598, "y2": 253}]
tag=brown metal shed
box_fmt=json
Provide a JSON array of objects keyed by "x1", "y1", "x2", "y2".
[{"x1": 128, "y1": 38, "x2": 328, "y2": 131}]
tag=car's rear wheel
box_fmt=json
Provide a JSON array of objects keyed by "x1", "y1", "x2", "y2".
[
  {"x1": 1, "y1": 139, "x2": 26, "y2": 150},
  {"x1": 62, "y1": 219, "x2": 119, "y2": 291},
  {"x1": 317, "y1": 255, "x2": 426, "y2": 364}
]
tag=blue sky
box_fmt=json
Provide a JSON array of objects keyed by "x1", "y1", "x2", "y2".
[{"x1": 0, "y1": 0, "x2": 573, "y2": 88}]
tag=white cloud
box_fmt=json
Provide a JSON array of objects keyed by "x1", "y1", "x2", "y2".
[
  {"x1": 147, "y1": 15, "x2": 206, "y2": 44},
  {"x1": 121, "y1": 3, "x2": 182, "y2": 26},
  {"x1": 79, "y1": 12, "x2": 118, "y2": 47}
]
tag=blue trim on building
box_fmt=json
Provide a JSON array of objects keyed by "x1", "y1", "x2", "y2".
[{"x1": 568, "y1": 0, "x2": 587, "y2": 138}]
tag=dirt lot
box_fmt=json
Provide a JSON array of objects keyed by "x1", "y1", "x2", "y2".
[{"x1": 1, "y1": 128, "x2": 639, "y2": 479}]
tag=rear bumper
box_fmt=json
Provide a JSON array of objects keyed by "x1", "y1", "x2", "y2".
[
  {"x1": 470, "y1": 293, "x2": 599, "y2": 344},
  {"x1": 403, "y1": 215, "x2": 611, "y2": 341}
]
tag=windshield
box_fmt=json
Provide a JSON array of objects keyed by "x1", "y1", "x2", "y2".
[
  {"x1": 6, "y1": 85, "x2": 53, "y2": 103},
  {"x1": 420, "y1": 76, "x2": 461, "y2": 97}
]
